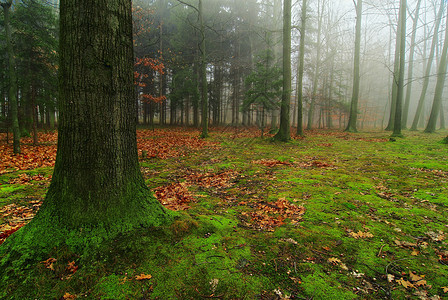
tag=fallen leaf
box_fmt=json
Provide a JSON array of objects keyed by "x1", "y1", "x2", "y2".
[
  {"x1": 66, "y1": 261, "x2": 78, "y2": 274},
  {"x1": 415, "y1": 280, "x2": 427, "y2": 287},
  {"x1": 409, "y1": 272, "x2": 424, "y2": 282},
  {"x1": 328, "y1": 257, "x2": 342, "y2": 265},
  {"x1": 349, "y1": 230, "x2": 373, "y2": 239},
  {"x1": 135, "y1": 273, "x2": 152, "y2": 280},
  {"x1": 41, "y1": 257, "x2": 57, "y2": 271},
  {"x1": 397, "y1": 278, "x2": 415, "y2": 289},
  {"x1": 443, "y1": 287, "x2": 448, "y2": 293},
  {"x1": 387, "y1": 274, "x2": 395, "y2": 282},
  {"x1": 63, "y1": 292, "x2": 76, "y2": 299}
]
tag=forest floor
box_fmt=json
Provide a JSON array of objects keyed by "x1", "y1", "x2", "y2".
[{"x1": 0, "y1": 127, "x2": 448, "y2": 299}]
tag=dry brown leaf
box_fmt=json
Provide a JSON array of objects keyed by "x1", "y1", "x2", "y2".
[
  {"x1": 409, "y1": 272, "x2": 424, "y2": 282},
  {"x1": 394, "y1": 240, "x2": 417, "y2": 248},
  {"x1": 349, "y1": 231, "x2": 373, "y2": 239},
  {"x1": 415, "y1": 280, "x2": 427, "y2": 287},
  {"x1": 135, "y1": 273, "x2": 152, "y2": 280},
  {"x1": 328, "y1": 257, "x2": 342, "y2": 265},
  {"x1": 397, "y1": 278, "x2": 415, "y2": 289}
]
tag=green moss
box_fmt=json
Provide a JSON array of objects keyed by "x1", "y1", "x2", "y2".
[{"x1": 301, "y1": 271, "x2": 357, "y2": 300}]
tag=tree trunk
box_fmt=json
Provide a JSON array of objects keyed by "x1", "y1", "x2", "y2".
[
  {"x1": 2, "y1": 1, "x2": 20, "y2": 154},
  {"x1": 20, "y1": 0, "x2": 171, "y2": 244},
  {"x1": 345, "y1": 0, "x2": 362, "y2": 132},
  {"x1": 296, "y1": 0, "x2": 307, "y2": 137},
  {"x1": 391, "y1": 0, "x2": 407, "y2": 137},
  {"x1": 410, "y1": 0, "x2": 445, "y2": 130},
  {"x1": 440, "y1": 103, "x2": 445, "y2": 130},
  {"x1": 402, "y1": 0, "x2": 422, "y2": 129},
  {"x1": 307, "y1": 0, "x2": 324, "y2": 130},
  {"x1": 199, "y1": 0, "x2": 208, "y2": 138},
  {"x1": 31, "y1": 84, "x2": 38, "y2": 145},
  {"x1": 424, "y1": 7, "x2": 448, "y2": 133},
  {"x1": 274, "y1": 0, "x2": 291, "y2": 141}
]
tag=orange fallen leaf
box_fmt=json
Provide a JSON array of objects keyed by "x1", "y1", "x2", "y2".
[
  {"x1": 135, "y1": 273, "x2": 152, "y2": 280},
  {"x1": 397, "y1": 278, "x2": 415, "y2": 289},
  {"x1": 66, "y1": 261, "x2": 78, "y2": 273},
  {"x1": 63, "y1": 292, "x2": 76, "y2": 299},
  {"x1": 443, "y1": 287, "x2": 448, "y2": 293},
  {"x1": 41, "y1": 257, "x2": 57, "y2": 271}
]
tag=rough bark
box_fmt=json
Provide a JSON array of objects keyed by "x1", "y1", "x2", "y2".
[{"x1": 3, "y1": 0, "x2": 172, "y2": 255}]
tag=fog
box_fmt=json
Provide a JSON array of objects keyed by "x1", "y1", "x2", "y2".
[{"x1": 120, "y1": 0, "x2": 448, "y2": 131}]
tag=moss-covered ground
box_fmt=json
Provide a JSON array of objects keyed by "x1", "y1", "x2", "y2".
[{"x1": 1, "y1": 128, "x2": 448, "y2": 299}]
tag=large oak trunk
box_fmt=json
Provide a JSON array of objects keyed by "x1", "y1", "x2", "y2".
[{"x1": 34, "y1": 0, "x2": 170, "y2": 232}]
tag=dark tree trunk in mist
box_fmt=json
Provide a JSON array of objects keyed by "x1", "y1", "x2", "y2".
[
  {"x1": 402, "y1": 0, "x2": 422, "y2": 129},
  {"x1": 345, "y1": 0, "x2": 362, "y2": 133},
  {"x1": 3, "y1": 0, "x2": 172, "y2": 252},
  {"x1": 199, "y1": 0, "x2": 208, "y2": 138},
  {"x1": 296, "y1": 0, "x2": 307, "y2": 137},
  {"x1": 2, "y1": 0, "x2": 20, "y2": 154},
  {"x1": 391, "y1": 0, "x2": 407, "y2": 137},
  {"x1": 411, "y1": 0, "x2": 445, "y2": 131},
  {"x1": 274, "y1": 0, "x2": 291, "y2": 141},
  {"x1": 424, "y1": 8, "x2": 448, "y2": 133}
]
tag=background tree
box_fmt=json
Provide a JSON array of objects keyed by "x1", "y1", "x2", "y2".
[
  {"x1": 296, "y1": 0, "x2": 307, "y2": 136},
  {"x1": 424, "y1": 5, "x2": 448, "y2": 133},
  {"x1": 1, "y1": 0, "x2": 20, "y2": 153},
  {"x1": 345, "y1": 0, "x2": 362, "y2": 133},
  {"x1": 391, "y1": 0, "x2": 407, "y2": 137},
  {"x1": 243, "y1": 50, "x2": 282, "y2": 136},
  {"x1": 410, "y1": 0, "x2": 445, "y2": 131},
  {"x1": 274, "y1": 0, "x2": 292, "y2": 142}
]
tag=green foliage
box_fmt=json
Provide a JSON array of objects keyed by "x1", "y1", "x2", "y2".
[{"x1": 243, "y1": 49, "x2": 282, "y2": 113}]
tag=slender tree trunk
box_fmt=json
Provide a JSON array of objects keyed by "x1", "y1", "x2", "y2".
[
  {"x1": 440, "y1": 103, "x2": 445, "y2": 129},
  {"x1": 307, "y1": 0, "x2": 324, "y2": 130},
  {"x1": 199, "y1": 0, "x2": 208, "y2": 138},
  {"x1": 411, "y1": 0, "x2": 445, "y2": 131},
  {"x1": 385, "y1": 11, "x2": 402, "y2": 131},
  {"x1": 402, "y1": 0, "x2": 422, "y2": 129},
  {"x1": 296, "y1": 0, "x2": 307, "y2": 136},
  {"x1": 345, "y1": 0, "x2": 362, "y2": 132},
  {"x1": 424, "y1": 8, "x2": 448, "y2": 133},
  {"x1": 31, "y1": 84, "x2": 38, "y2": 145},
  {"x1": 2, "y1": 1, "x2": 20, "y2": 153},
  {"x1": 274, "y1": 0, "x2": 291, "y2": 141},
  {"x1": 392, "y1": 0, "x2": 407, "y2": 137}
]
